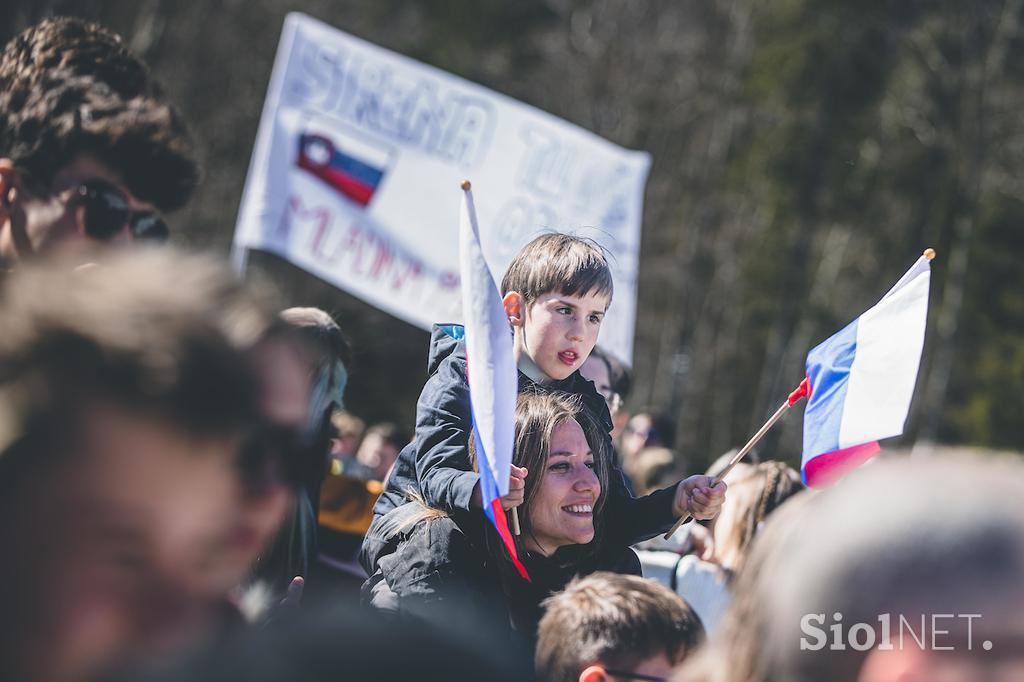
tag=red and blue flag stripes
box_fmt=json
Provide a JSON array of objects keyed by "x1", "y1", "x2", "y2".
[
  {"x1": 800, "y1": 253, "x2": 932, "y2": 487},
  {"x1": 297, "y1": 133, "x2": 384, "y2": 206}
]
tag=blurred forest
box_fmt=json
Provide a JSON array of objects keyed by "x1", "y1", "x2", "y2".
[{"x1": 6, "y1": 0, "x2": 1024, "y2": 468}]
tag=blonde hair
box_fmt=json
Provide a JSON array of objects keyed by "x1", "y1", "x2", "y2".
[{"x1": 711, "y1": 461, "x2": 803, "y2": 573}]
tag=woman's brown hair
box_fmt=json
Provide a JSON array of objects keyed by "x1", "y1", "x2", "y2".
[{"x1": 501, "y1": 390, "x2": 611, "y2": 559}]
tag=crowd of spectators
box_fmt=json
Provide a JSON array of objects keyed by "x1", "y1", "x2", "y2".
[{"x1": 2, "y1": 15, "x2": 1022, "y2": 682}]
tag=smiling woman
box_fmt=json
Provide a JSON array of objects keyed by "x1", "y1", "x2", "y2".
[{"x1": 363, "y1": 391, "x2": 640, "y2": 648}]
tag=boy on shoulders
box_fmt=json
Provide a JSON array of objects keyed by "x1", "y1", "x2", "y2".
[{"x1": 361, "y1": 234, "x2": 725, "y2": 574}]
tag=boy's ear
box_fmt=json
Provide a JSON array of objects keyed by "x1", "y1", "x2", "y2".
[
  {"x1": 579, "y1": 666, "x2": 610, "y2": 682},
  {"x1": 503, "y1": 291, "x2": 524, "y2": 328}
]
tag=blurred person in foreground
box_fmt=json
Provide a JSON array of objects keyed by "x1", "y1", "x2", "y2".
[
  {"x1": 536, "y1": 572, "x2": 704, "y2": 682},
  {"x1": 675, "y1": 454, "x2": 1024, "y2": 682},
  {"x1": 0, "y1": 17, "x2": 198, "y2": 267},
  {"x1": 248, "y1": 307, "x2": 350, "y2": 607},
  {"x1": 0, "y1": 249, "x2": 295, "y2": 682},
  {"x1": 100, "y1": 596, "x2": 535, "y2": 682}
]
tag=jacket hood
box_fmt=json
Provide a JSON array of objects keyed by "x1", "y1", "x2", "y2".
[{"x1": 427, "y1": 324, "x2": 466, "y2": 376}]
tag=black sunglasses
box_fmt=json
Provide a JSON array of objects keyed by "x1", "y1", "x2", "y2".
[{"x1": 73, "y1": 180, "x2": 169, "y2": 243}]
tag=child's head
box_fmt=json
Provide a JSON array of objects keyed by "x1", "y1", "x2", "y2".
[
  {"x1": 501, "y1": 234, "x2": 613, "y2": 382},
  {"x1": 536, "y1": 572, "x2": 704, "y2": 682}
]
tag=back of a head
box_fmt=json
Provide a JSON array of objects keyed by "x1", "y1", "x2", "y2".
[
  {"x1": 630, "y1": 446, "x2": 685, "y2": 496},
  {"x1": 710, "y1": 460, "x2": 803, "y2": 572},
  {"x1": 500, "y1": 233, "x2": 613, "y2": 305},
  {"x1": 678, "y1": 455, "x2": 1024, "y2": 682},
  {"x1": 277, "y1": 307, "x2": 350, "y2": 437},
  {"x1": 771, "y1": 455, "x2": 1024, "y2": 680},
  {"x1": 279, "y1": 307, "x2": 351, "y2": 370},
  {"x1": 537, "y1": 572, "x2": 704, "y2": 682}
]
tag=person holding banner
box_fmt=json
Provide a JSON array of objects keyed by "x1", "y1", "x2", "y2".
[{"x1": 363, "y1": 391, "x2": 640, "y2": 643}]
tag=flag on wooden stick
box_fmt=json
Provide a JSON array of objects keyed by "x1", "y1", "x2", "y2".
[{"x1": 801, "y1": 250, "x2": 934, "y2": 487}]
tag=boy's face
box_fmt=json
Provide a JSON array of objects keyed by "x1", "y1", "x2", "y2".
[{"x1": 508, "y1": 289, "x2": 610, "y2": 382}]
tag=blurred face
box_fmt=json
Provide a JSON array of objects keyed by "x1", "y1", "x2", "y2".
[
  {"x1": 356, "y1": 432, "x2": 400, "y2": 480},
  {"x1": 580, "y1": 354, "x2": 621, "y2": 416},
  {"x1": 252, "y1": 336, "x2": 313, "y2": 426},
  {"x1": 524, "y1": 418, "x2": 601, "y2": 556},
  {"x1": 510, "y1": 290, "x2": 609, "y2": 383},
  {"x1": 0, "y1": 155, "x2": 160, "y2": 264},
  {"x1": 621, "y1": 413, "x2": 653, "y2": 461},
  {"x1": 3, "y1": 406, "x2": 263, "y2": 682}
]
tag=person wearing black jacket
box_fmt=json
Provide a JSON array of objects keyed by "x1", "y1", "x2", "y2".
[
  {"x1": 360, "y1": 234, "x2": 726, "y2": 576},
  {"x1": 364, "y1": 391, "x2": 641, "y2": 647}
]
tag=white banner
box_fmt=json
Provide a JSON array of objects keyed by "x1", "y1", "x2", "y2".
[{"x1": 233, "y1": 13, "x2": 651, "y2": 361}]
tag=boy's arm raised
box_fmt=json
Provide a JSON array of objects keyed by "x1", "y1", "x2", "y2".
[
  {"x1": 602, "y1": 468, "x2": 680, "y2": 545},
  {"x1": 413, "y1": 352, "x2": 481, "y2": 513}
]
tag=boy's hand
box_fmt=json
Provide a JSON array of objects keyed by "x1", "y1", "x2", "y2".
[
  {"x1": 674, "y1": 475, "x2": 727, "y2": 520},
  {"x1": 500, "y1": 465, "x2": 528, "y2": 510}
]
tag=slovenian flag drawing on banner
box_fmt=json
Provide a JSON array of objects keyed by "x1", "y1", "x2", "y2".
[
  {"x1": 458, "y1": 181, "x2": 530, "y2": 581},
  {"x1": 801, "y1": 252, "x2": 932, "y2": 488},
  {"x1": 297, "y1": 131, "x2": 388, "y2": 207}
]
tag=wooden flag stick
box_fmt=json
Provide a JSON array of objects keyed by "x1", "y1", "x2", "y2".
[
  {"x1": 511, "y1": 507, "x2": 521, "y2": 535},
  {"x1": 663, "y1": 378, "x2": 810, "y2": 540}
]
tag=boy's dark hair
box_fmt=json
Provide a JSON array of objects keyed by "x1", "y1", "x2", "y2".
[
  {"x1": 536, "y1": 572, "x2": 704, "y2": 682},
  {"x1": 0, "y1": 18, "x2": 199, "y2": 211},
  {"x1": 500, "y1": 233, "x2": 614, "y2": 306},
  {"x1": 0, "y1": 248, "x2": 274, "y2": 489}
]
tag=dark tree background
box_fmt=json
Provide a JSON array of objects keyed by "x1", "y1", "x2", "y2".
[{"x1": 6, "y1": 0, "x2": 1023, "y2": 468}]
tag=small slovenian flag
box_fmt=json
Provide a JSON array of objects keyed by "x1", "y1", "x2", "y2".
[
  {"x1": 801, "y1": 252, "x2": 932, "y2": 488},
  {"x1": 458, "y1": 181, "x2": 530, "y2": 581},
  {"x1": 297, "y1": 132, "x2": 387, "y2": 206}
]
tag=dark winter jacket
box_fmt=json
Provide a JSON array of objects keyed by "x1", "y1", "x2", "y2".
[
  {"x1": 360, "y1": 324, "x2": 681, "y2": 575},
  {"x1": 362, "y1": 502, "x2": 642, "y2": 646}
]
